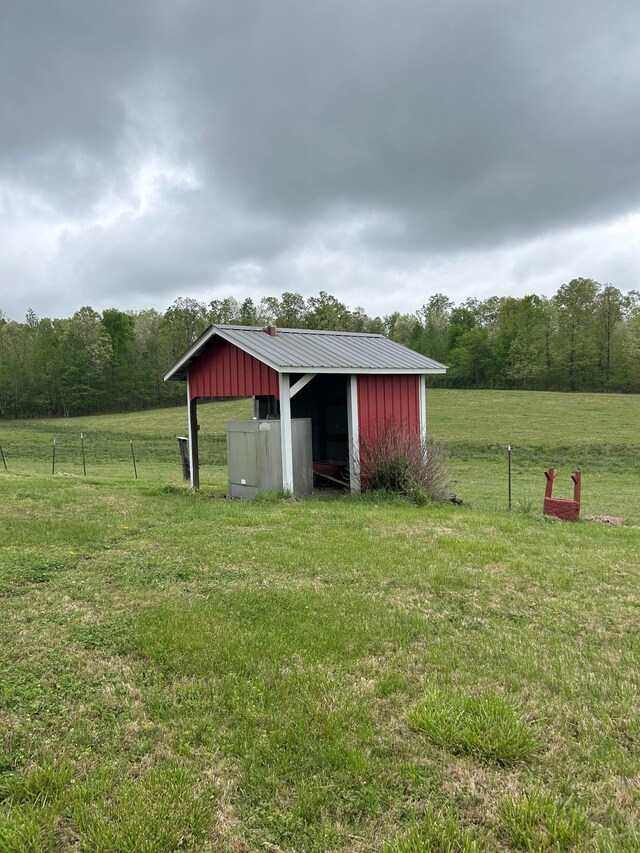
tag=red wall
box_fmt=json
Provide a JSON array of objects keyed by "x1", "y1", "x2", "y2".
[
  {"x1": 357, "y1": 375, "x2": 421, "y2": 446},
  {"x1": 188, "y1": 342, "x2": 422, "y2": 443},
  {"x1": 188, "y1": 339, "x2": 280, "y2": 400}
]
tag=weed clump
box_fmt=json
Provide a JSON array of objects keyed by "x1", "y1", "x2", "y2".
[
  {"x1": 384, "y1": 807, "x2": 482, "y2": 852},
  {"x1": 497, "y1": 792, "x2": 589, "y2": 850},
  {"x1": 409, "y1": 686, "x2": 540, "y2": 767},
  {"x1": 359, "y1": 427, "x2": 453, "y2": 505},
  {"x1": 251, "y1": 489, "x2": 295, "y2": 503}
]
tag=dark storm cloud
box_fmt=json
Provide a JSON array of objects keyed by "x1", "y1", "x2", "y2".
[
  {"x1": 170, "y1": 0, "x2": 640, "y2": 247},
  {"x1": 0, "y1": 3, "x2": 155, "y2": 212},
  {"x1": 1, "y1": 0, "x2": 639, "y2": 319}
]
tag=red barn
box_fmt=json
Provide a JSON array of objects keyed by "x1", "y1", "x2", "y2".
[{"x1": 164, "y1": 324, "x2": 447, "y2": 493}]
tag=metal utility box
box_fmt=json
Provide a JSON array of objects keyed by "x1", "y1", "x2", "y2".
[{"x1": 227, "y1": 418, "x2": 313, "y2": 498}]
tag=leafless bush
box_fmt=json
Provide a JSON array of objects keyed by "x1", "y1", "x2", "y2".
[{"x1": 357, "y1": 425, "x2": 452, "y2": 504}]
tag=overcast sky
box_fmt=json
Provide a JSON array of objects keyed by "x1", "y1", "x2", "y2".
[{"x1": 1, "y1": 0, "x2": 640, "y2": 322}]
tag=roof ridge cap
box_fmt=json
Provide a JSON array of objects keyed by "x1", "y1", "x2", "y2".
[{"x1": 213, "y1": 323, "x2": 383, "y2": 338}]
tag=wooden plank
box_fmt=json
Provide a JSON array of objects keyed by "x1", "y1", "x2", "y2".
[
  {"x1": 347, "y1": 374, "x2": 360, "y2": 493},
  {"x1": 313, "y1": 468, "x2": 348, "y2": 488},
  {"x1": 187, "y1": 374, "x2": 200, "y2": 490},
  {"x1": 290, "y1": 372, "x2": 316, "y2": 398},
  {"x1": 279, "y1": 373, "x2": 294, "y2": 493}
]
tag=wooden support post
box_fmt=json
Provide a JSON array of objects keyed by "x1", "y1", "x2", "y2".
[
  {"x1": 571, "y1": 470, "x2": 581, "y2": 504},
  {"x1": 80, "y1": 432, "x2": 87, "y2": 477},
  {"x1": 544, "y1": 467, "x2": 557, "y2": 499},
  {"x1": 130, "y1": 441, "x2": 138, "y2": 479},
  {"x1": 187, "y1": 374, "x2": 200, "y2": 490},
  {"x1": 419, "y1": 374, "x2": 427, "y2": 447},
  {"x1": 279, "y1": 373, "x2": 294, "y2": 494},
  {"x1": 347, "y1": 374, "x2": 360, "y2": 494},
  {"x1": 290, "y1": 372, "x2": 316, "y2": 398}
]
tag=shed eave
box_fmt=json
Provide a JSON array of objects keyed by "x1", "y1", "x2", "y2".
[
  {"x1": 163, "y1": 325, "x2": 285, "y2": 381},
  {"x1": 166, "y1": 364, "x2": 447, "y2": 381},
  {"x1": 275, "y1": 366, "x2": 448, "y2": 375},
  {"x1": 163, "y1": 325, "x2": 219, "y2": 382}
]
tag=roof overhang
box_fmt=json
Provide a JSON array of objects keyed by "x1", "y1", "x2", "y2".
[{"x1": 163, "y1": 325, "x2": 222, "y2": 381}]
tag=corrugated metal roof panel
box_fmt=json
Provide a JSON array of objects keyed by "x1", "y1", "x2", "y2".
[
  {"x1": 217, "y1": 326, "x2": 446, "y2": 370},
  {"x1": 164, "y1": 324, "x2": 447, "y2": 380}
]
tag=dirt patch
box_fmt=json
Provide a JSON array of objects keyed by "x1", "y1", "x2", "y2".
[{"x1": 585, "y1": 515, "x2": 625, "y2": 526}]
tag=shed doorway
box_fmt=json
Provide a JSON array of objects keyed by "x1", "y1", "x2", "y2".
[{"x1": 255, "y1": 374, "x2": 350, "y2": 488}]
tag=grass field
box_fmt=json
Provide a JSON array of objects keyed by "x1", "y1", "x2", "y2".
[
  {"x1": 1, "y1": 390, "x2": 639, "y2": 850},
  {"x1": 1, "y1": 389, "x2": 638, "y2": 521}
]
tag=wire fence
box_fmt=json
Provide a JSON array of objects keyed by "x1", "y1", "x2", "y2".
[
  {"x1": 0, "y1": 433, "x2": 637, "y2": 521},
  {"x1": 0, "y1": 432, "x2": 227, "y2": 480}
]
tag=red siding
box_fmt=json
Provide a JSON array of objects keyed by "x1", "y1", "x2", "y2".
[
  {"x1": 357, "y1": 375, "x2": 421, "y2": 446},
  {"x1": 188, "y1": 339, "x2": 280, "y2": 400}
]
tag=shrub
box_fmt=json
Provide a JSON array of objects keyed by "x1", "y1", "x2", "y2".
[{"x1": 358, "y1": 425, "x2": 452, "y2": 504}]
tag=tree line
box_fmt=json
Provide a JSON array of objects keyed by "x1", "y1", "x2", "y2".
[{"x1": 1, "y1": 278, "x2": 639, "y2": 419}]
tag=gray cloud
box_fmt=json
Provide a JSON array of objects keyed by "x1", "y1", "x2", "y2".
[{"x1": 1, "y1": 0, "x2": 639, "y2": 320}]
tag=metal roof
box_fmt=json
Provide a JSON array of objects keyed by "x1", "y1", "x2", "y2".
[{"x1": 164, "y1": 324, "x2": 448, "y2": 381}]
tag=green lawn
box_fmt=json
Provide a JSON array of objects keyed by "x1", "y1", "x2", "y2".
[{"x1": 1, "y1": 390, "x2": 639, "y2": 850}]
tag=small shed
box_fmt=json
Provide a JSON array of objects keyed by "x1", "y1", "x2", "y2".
[{"x1": 163, "y1": 324, "x2": 447, "y2": 493}]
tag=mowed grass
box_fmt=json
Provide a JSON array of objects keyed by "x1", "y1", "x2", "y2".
[{"x1": 1, "y1": 389, "x2": 639, "y2": 850}]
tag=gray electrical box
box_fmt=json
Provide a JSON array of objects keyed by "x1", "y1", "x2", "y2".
[{"x1": 227, "y1": 418, "x2": 313, "y2": 498}]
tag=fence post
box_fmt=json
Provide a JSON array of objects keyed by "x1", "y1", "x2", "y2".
[
  {"x1": 177, "y1": 436, "x2": 190, "y2": 480},
  {"x1": 80, "y1": 432, "x2": 87, "y2": 476},
  {"x1": 130, "y1": 441, "x2": 138, "y2": 479},
  {"x1": 0, "y1": 444, "x2": 7, "y2": 471}
]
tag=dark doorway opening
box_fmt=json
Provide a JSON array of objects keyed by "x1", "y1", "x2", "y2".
[{"x1": 289, "y1": 374, "x2": 348, "y2": 466}]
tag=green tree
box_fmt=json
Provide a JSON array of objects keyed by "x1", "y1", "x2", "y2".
[
  {"x1": 463, "y1": 296, "x2": 503, "y2": 330},
  {"x1": 163, "y1": 298, "x2": 209, "y2": 359},
  {"x1": 448, "y1": 327, "x2": 494, "y2": 386},
  {"x1": 383, "y1": 312, "x2": 416, "y2": 347},
  {"x1": 29, "y1": 317, "x2": 65, "y2": 415},
  {"x1": 208, "y1": 298, "x2": 240, "y2": 324},
  {"x1": 238, "y1": 298, "x2": 260, "y2": 326},
  {"x1": 620, "y1": 291, "x2": 640, "y2": 391},
  {"x1": 305, "y1": 291, "x2": 353, "y2": 330},
  {"x1": 595, "y1": 284, "x2": 625, "y2": 388},
  {"x1": 493, "y1": 296, "x2": 549, "y2": 389},
  {"x1": 276, "y1": 292, "x2": 307, "y2": 327},
  {"x1": 0, "y1": 319, "x2": 29, "y2": 417},
  {"x1": 446, "y1": 308, "x2": 494, "y2": 386},
  {"x1": 417, "y1": 294, "x2": 452, "y2": 363},
  {"x1": 101, "y1": 309, "x2": 136, "y2": 410},
  {"x1": 56, "y1": 308, "x2": 112, "y2": 415},
  {"x1": 134, "y1": 309, "x2": 182, "y2": 409},
  {"x1": 551, "y1": 278, "x2": 600, "y2": 390},
  {"x1": 258, "y1": 296, "x2": 281, "y2": 325}
]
